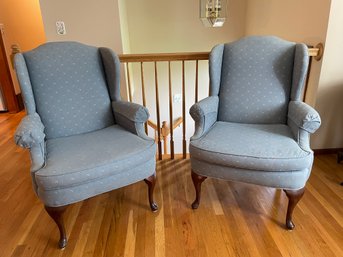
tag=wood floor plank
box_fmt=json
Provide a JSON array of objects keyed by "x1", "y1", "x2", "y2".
[{"x1": 1, "y1": 112, "x2": 343, "y2": 257}]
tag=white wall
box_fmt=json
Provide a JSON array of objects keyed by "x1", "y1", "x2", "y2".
[{"x1": 311, "y1": 0, "x2": 343, "y2": 149}]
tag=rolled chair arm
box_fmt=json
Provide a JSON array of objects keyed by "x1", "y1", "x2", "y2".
[
  {"x1": 112, "y1": 100, "x2": 151, "y2": 140},
  {"x1": 190, "y1": 96, "x2": 219, "y2": 140},
  {"x1": 288, "y1": 101, "x2": 321, "y2": 151},
  {"x1": 288, "y1": 101, "x2": 321, "y2": 134},
  {"x1": 15, "y1": 113, "x2": 45, "y2": 148},
  {"x1": 15, "y1": 113, "x2": 46, "y2": 172}
]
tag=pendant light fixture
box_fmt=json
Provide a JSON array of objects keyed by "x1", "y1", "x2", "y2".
[{"x1": 200, "y1": 0, "x2": 227, "y2": 27}]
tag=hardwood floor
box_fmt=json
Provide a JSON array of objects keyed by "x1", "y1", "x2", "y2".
[{"x1": 1, "y1": 112, "x2": 343, "y2": 257}]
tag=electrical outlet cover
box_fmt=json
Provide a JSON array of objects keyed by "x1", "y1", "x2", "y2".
[
  {"x1": 173, "y1": 94, "x2": 182, "y2": 103},
  {"x1": 56, "y1": 21, "x2": 66, "y2": 35}
]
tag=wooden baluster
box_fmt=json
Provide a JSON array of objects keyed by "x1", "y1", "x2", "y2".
[
  {"x1": 140, "y1": 62, "x2": 148, "y2": 134},
  {"x1": 126, "y1": 63, "x2": 133, "y2": 102},
  {"x1": 195, "y1": 60, "x2": 199, "y2": 103},
  {"x1": 182, "y1": 60, "x2": 187, "y2": 159},
  {"x1": 168, "y1": 61, "x2": 175, "y2": 159},
  {"x1": 161, "y1": 121, "x2": 168, "y2": 155},
  {"x1": 154, "y1": 62, "x2": 162, "y2": 160}
]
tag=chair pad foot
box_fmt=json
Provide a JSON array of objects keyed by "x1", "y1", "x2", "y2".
[{"x1": 150, "y1": 202, "x2": 159, "y2": 212}]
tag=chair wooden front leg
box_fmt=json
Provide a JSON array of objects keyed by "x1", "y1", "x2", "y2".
[
  {"x1": 191, "y1": 170, "x2": 207, "y2": 209},
  {"x1": 144, "y1": 173, "x2": 158, "y2": 212},
  {"x1": 45, "y1": 205, "x2": 68, "y2": 249},
  {"x1": 283, "y1": 188, "x2": 305, "y2": 230}
]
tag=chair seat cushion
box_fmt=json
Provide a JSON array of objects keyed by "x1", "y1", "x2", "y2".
[
  {"x1": 35, "y1": 125, "x2": 155, "y2": 191},
  {"x1": 190, "y1": 122, "x2": 312, "y2": 172}
]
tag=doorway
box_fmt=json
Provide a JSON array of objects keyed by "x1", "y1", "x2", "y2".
[{"x1": 0, "y1": 24, "x2": 19, "y2": 113}]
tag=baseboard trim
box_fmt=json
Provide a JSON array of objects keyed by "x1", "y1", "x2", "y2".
[{"x1": 314, "y1": 148, "x2": 343, "y2": 155}]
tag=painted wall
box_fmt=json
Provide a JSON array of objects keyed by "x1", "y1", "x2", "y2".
[
  {"x1": 39, "y1": 0, "x2": 122, "y2": 52},
  {"x1": 0, "y1": 0, "x2": 46, "y2": 93},
  {"x1": 124, "y1": 0, "x2": 247, "y2": 53},
  {"x1": 311, "y1": 0, "x2": 343, "y2": 149},
  {"x1": 118, "y1": 0, "x2": 131, "y2": 54}
]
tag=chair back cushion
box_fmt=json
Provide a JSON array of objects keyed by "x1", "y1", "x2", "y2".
[
  {"x1": 23, "y1": 42, "x2": 114, "y2": 139},
  {"x1": 217, "y1": 36, "x2": 296, "y2": 124}
]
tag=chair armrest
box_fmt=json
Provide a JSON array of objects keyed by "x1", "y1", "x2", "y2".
[
  {"x1": 288, "y1": 101, "x2": 321, "y2": 134},
  {"x1": 288, "y1": 101, "x2": 321, "y2": 152},
  {"x1": 15, "y1": 113, "x2": 45, "y2": 148},
  {"x1": 14, "y1": 113, "x2": 46, "y2": 172},
  {"x1": 190, "y1": 96, "x2": 219, "y2": 140},
  {"x1": 112, "y1": 101, "x2": 152, "y2": 140}
]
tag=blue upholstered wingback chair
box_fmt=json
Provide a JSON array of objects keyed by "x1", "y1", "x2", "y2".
[
  {"x1": 189, "y1": 36, "x2": 321, "y2": 229},
  {"x1": 14, "y1": 42, "x2": 158, "y2": 248}
]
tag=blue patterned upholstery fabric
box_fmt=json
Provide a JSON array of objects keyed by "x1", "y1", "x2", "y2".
[
  {"x1": 189, "y1": 96, "x2": 219, "y2": 140},
  {"x1": 291, "y1": 44, "x2": 310, "y2": 100},
  {"x1": 99, "y1": 47, "x2": 121, "y2": 101},
  {"x1": 21, "y1": 42, "x2": 114, "y2": 139},
  {"x1": 190, "y1": 122, "x2": 312, "y2": 172},
  {"x1": 14, "y1": 41, "x2": 156, "y2": 207},
  {"x1": 217, "y1": 36, "x2": 296, "y2": 124},
  {"x1": 112, "y1": 100, "x2": 152, "y2": 140},
  {"x1": 15, "y1": 113, "x2": 45, "y2": 148},
  {"x1": 35, "y1": 125, "x2": 155, "y2": 206},
  {"x1": 190, "y1": 36, "x2": 321, "y2": 190},
  {"x1": 190, "y1": 159, "x2": 311, "y2": 190},
  {"x1": 14, "y1": 113, "x2": 46, "y2": 173},
  {"x1": 288, "y1": 101, "x2": 321, "y2": 133},
  {"x1": 14, "y1": 54, "x2": 37, "y2": 114},
  {"x1": 39, "y1": 159, "x2": 155, "y2": 207}
]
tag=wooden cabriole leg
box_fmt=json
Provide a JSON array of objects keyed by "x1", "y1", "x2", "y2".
[
  {"x1": 144, "y1": 173, "x2": 159, "y2": 212},
  {"x1": 283, "y1": 188, "x2": 305, "y2": 230},
  {"x1": 191, "y1": 170, "x2": 207, "y2": 209},
  {"x1": 44, "y1": 205, "x2": 68, "y2": 249}
]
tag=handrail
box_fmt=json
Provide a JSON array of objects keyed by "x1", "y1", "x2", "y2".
[
  {"x1": 310, "y1": 43, "x2": 324, "y2": 61},
  {"x1": 119, "y1": 52, "x2": 209, "y2": 62},
  {"x1": 119, "y1": 45, "x2": 323, "y2": 63}
]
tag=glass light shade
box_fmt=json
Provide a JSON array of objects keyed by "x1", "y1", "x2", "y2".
[{"x1": 200, "y1": 0, "x2": 227, "y2": 27}]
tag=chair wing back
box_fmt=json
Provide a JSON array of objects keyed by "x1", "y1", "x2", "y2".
[
  {"x1": 15, "y1": 42, "x2": 117, "y2": 139},
  {"x1": 210, "y1": 36, "x2": 309, "y2": 124}
]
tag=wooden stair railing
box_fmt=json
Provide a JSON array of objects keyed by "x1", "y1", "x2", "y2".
[
  {"x1": 119, "y1": 52, "x2": 209, "y2": 160},
  {"x1": 119, "y1": 44, "x2": 323, "y2": 160},
  {"x1": 147, "y1": 117, "x2": 183, "y2": 159}
]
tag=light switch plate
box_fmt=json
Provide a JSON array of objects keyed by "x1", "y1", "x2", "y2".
[
  {"x1": 56, "y1": 21, "x2": 66, "y2": 35},
  {"x1": 173, "y1": 94, "x2": 182, "y2": 103}
]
